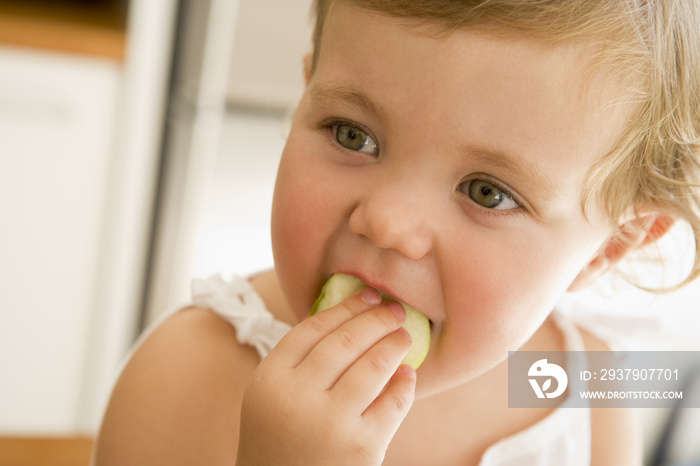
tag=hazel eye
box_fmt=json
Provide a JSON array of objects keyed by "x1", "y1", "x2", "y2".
[
  {"x1": 463, "y1": 179, "x2": 520, "y2": 210},
  {"x1": 334, "y1": 124, "x2": 378, "y2": 155}
]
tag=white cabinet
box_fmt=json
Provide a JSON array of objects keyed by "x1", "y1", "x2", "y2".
[
  {"x1": 0, "y1": 0, "x2": 177, "y2": 435},
  {"x1": 0, "y1": 46, "x2": 119, "y2": 434}
]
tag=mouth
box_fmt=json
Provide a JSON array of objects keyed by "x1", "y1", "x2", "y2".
[
  {"x1": 355, "y1": 272, "x2": 392, "y2": 296},
  {"x1": 337, "y1": 270, "x2": 402, "y2": 303},
  {"x1": 332, "y1": 270, "x2": 434, "y2": 328}
]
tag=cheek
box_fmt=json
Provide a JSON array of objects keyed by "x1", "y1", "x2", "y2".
[
  {"x1": 272, "y1": 156, "x2": 317, "y2": 256},
  {"x1": 271, "y1": 139, "x2": 342, "y2": 318},
  {"x1": 440, "y1": 226, "x2": 601, "y2": 354}
]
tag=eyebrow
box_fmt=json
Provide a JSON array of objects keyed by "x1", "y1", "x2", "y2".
[{"x1": 308, "y1": 83, "x2": 391, "y2": 127}]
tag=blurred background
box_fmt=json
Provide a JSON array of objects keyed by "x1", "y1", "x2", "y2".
[{"x1": 0, "y1": 0, "x2": 697, "y2": 464}]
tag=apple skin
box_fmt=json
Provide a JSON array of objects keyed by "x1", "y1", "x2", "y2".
[{"x1": 310, "y1": 274, "x2": 430, "y2": 370}]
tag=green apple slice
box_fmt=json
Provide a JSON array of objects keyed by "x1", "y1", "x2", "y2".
[{"x1": 310, "y1": 273, "x2": 430, "y2": 370}]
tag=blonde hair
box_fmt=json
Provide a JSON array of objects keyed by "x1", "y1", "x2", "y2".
[{"x1": 309, "y1": 0, "x2": 700, "y2": 291}]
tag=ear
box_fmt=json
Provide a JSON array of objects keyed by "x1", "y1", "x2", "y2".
[
  {"x1": 567, "y1": 213, "x2": 675, "y2": 292},
  {"x1": 303, "y1": 53, "x2": 313, "y2": 86}
]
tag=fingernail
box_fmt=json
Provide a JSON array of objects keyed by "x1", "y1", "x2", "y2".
[
  {"x1": 395, "y1": 326, "x2": 411, "y2": 342},
  {"x1": 387, "y1": 301, "x2": 406, "y2": 320},
  {"x1": 360, "y1": 287, "x2": 382, "y2": 305},
  {"x1": 400, "y1": 364, "x2": 416, "y2": 381}
]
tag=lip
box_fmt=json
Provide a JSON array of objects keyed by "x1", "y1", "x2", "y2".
[
  {"x1": 327, "y1": 269, "x2": 436, "y2": 338},
  {"x1": 335, "y1": 269, "x2": 422, "y2": 314},
  {"x1": 338, "y1": 269, "x2": 396, "y2": 297}
]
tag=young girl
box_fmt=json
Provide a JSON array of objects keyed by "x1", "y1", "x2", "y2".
[{"x1": 92, "y1": 1, "x2": 700, "y2": 464}]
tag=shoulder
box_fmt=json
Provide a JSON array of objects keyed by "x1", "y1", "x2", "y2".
[
  {"x1": 93, "y1": 307, "x2": 260, "y2": 465},
  {"x1": 578, "y1": 327, "x2": 644, "y2": 465}
]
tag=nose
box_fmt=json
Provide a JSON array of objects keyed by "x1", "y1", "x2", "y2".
[{"x1": 348, "y1": 187, "x2": 433, "y2": 261}]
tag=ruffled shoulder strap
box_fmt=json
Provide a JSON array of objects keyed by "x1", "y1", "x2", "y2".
[{"x1": 191, "y1": 274, "x2": 292, "y2": 359}]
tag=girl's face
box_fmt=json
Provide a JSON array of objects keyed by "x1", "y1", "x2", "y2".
[{"x1": 272, "y1": 3, "x2": 629, "y2": 397}]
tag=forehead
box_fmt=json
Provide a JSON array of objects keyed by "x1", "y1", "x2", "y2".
[{"x1": 315, "y1": 2, "x2": 624, "y2": 127}]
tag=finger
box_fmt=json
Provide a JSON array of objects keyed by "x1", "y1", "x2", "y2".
[
  {"x1": 361, "y1": 363, "x2": 416, "y2": 443},
  {"x1": 296, "y1": 301, "x2": 407, "y2": 388},
  {"x1": 266, "y1": 287, "x2": 382, "y2": 367},
  {"x1": 331, "y1": 326, "x2": 412, "y2": 410}
]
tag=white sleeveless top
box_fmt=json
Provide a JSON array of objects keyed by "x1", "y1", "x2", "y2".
[{"x1": 189, "y1": 274, "x2": 591, "y2": 465}]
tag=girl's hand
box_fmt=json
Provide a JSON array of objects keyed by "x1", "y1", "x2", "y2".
[{"x1": 236, "y1": 287, "x2": 416, "y2": 466}]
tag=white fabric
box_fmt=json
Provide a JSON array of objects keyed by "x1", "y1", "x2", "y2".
[
  {"x1": 191, "y1": 274, "x2": 292, "y2": 358},
  {"x1": 191, "y1": 274, "x2": 592, "y2": 465}
]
